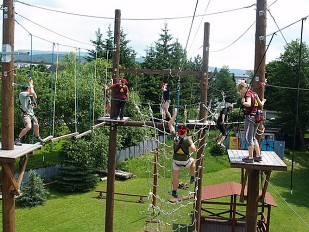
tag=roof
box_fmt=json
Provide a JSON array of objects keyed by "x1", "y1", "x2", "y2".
[{"x1": 201, "y1": 181, "x2": 277, "y2": 207}]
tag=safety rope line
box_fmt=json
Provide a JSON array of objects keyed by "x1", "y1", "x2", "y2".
[
  {"x1": 52, "y1": 44, "x2": 60, "y2": 137},
  {"x1": 74, "y1": 48, "x2": 78, "y2": 133},
  {"x1": 49, "y1": 43, "x2": 56, "y2": 136},
  {"x1": 265, "y1": 179, "x2": 309, "y2": 229},
  {"x1": 92, "y1": 50, "x2": 98, "y2": 127}
]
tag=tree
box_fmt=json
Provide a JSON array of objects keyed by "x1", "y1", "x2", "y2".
[
  {"x1": 265, "y1": 40, "x2": 309, "y2": 150},
  {"x1": 57, "y1": 139, "x2": 97, "y2": 192},
  {"x1": 86, "y1": 28, "x2": 105, "y2": 61},
  {"x1": 141, "y1": 23, "x2": 197, "y2": 120},
  {"x1": 210, "y1": 66, "x2": 238, "y2": 105},
  {"x1": 16, "y1": 170, "x2": 49, "y2": 207}
]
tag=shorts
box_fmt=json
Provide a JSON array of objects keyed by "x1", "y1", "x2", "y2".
[
  {"x1": 217, "y1": 123, "x2": 227, "y2": 136},
  {"x1": 105, "y1": 97, "x2": 111, "y2": 104},
  {"x1": 22, "y1": 114, "x2": 39, "y2": 127},
  {"x1": 172, "y1": 157, "x2": 194, "y2": 171},
  {"x1": 163, "y1": 100, "x2": 171, "y2": 108}
]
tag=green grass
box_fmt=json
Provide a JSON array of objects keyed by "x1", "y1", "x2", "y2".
[{"x1": 2, "y1": 138, "x2": 309, "y2": 232}]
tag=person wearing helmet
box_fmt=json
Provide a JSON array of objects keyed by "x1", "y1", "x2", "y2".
[
  {"x1": 168, "y1": 108, "x2": 197, "y2": 198},
  {"x1": 14, "y1": 77, "x2": 43, "y2": 146},
  {"x1": 111, "y1": 78, "x2": 129, "y2": 120}
]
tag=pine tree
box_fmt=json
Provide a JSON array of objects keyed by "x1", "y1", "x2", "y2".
[
  {"x1": 16, "y1": 170, "x2": 49, "y2": 207},
  {"x1": 56, "y1": 139, "x2": 97, "y2": 192}
]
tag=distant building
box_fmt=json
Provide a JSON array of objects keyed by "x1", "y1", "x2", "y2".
[
  {"x1": 15, "y1": 61, "x2": 52, "y2": 69},
  {"x1": 229, "y1": 69, "x2": 253, "y2": 85},
  {"x1": 209, "y1": 67, "x2": 253, "y2": 84}
]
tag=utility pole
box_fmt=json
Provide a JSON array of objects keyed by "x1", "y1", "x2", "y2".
[
  {"x1": 1, "y1": 1, "x2": 16, "y2": 232},
  {"x1": 194, "y1": 22, "x2": 210, "y2": 232},
  {"x1": 105, "y1": 9, "x2": 121, "y2": 232},
  {"x1": 246, "y1": 0, "x2": 267, "y2": 232},
  {"x1": 2, "y1": 0, "x2": 15, "y2": 149}
]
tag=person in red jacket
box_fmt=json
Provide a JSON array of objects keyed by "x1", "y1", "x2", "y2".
[
  {"x1": 238, "y1": 82, "x2": 266, "y2": 163},
  {"x1": 111, "y1": 78, "x2": 129, "y2": 120}
]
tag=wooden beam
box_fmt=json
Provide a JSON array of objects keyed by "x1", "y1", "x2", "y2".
[
  {"x1": 51, "y1": 132, "x2": 79, "y2": 142},
  {"x1": 2, "y1": 164, "x2": 20, "y2": 195},
  {"x1": 92, "y1": 121, "x2": 106, "y2": 129},
  {"x1": 74, "y1": 130, "x2": 92, "y2": 139},
  {"x1": 17, "y1": 154, "x2": 30, "y2": 187},
  {"x1": 240, "y1": 168, "x2": 248, "y2": 202},
  {"x1": 260, "y1": 170, "x2": 271, "y2": 203},
  {"x1": 42, "y1": 135, "x2": 53, "y2": 143}
]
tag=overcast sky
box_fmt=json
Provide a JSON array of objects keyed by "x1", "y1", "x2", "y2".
[{"x1": 4, "y1": 0, "x2": 309, "y2": 70}]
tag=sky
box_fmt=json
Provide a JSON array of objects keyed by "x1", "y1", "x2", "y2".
[{"x1": 3, "y1": 0, "x2": 309, "y2": 70}]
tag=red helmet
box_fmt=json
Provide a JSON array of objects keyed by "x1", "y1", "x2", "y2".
[
  {"x1": 121, "y1": 78, "x2": 127, "y2": 84},
  {"x1": 177, "y1": 125, "x2": 189, "y2": 135}
]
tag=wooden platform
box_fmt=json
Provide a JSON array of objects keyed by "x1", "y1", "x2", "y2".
[
  {"x1": 0, "y1": 143, "x2": 42, "y2": 163},
  {"x1": 227, "y1": 150, "x2": 287, "y2": 171}
]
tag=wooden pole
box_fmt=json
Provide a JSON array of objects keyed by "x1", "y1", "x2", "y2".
[
  {"x1": 193, "y1": 22, "x2": 210, "y2": 232},
  {"x1": 105, "y1": 123, "x2": 117, "y2": 232},
  {"x1": 253, "y1": 0, "x2": 267, "y2": 146},
  {"x1": 152, "y1": 146, "x2": 158, "y2": 207},
  {"x1": 2, "y1": 0, "x2": 15, "y2": 149},
  {"x1": 2, "y1": 1, "x2": 16, "y2": 231},
  {"x1": 2, "y1": 162, "x2": 15, "y2": 232},
  {"x1": 245, "y1": 170, "x2": 260, "y2": 232},
  {"x1": 105, "y1": 9, "x2": 121, "y2": 232},
  {"x1": 245, "y1": 1, "x2": 267, "y2": 231},
  {"x1": 110, "y1": 9, "x2": 121, "y2": 119}
]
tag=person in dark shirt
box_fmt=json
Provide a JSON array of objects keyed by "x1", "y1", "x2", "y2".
[
  {"x1": 111, "y1": 78, "x2": 129, "y2": 120},
  {"x1": 160, "y1": 82, "x2": 171, "y2": 120},
  {"x1": 213, "y1": 105, "x2": 233, "y2": 147}
]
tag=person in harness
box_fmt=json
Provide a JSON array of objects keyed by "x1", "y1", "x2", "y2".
[
  {"x1": 238, "y1": 82, "x2": 266, "y2": 163},
  {"x1": 168, "y1": 108, "x2": 197, "y2": 198},
  {"x1": 160, "y1": 82, "x2": 172, "y2": 120},
  {"x1": 14, "y1": 78, "x2": 43, "y2": 146},
  {"x1": 214, "y1": 104, "x2": 233, "y2": 147},
  {"x1": 111, "y1": 78, "x2": 129, "y2": 120}
]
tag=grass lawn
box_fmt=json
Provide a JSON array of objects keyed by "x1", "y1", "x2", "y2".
[{"x1": 1, "y1": 139, "x2": 308, "y2": 232}]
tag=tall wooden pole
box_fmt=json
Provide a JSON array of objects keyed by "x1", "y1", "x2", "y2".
[
  {"x1": 253, "y1": 0, "x2": 266, "y2": 100},
  {"x1": 246, "y1": 0, "x2": 267, "y2": 232},
  {"x1": 105, "y1": 9, "x2": 121, "y2": 232},
  {"x1": 110, "y1": 9, "x2": 121, "y2": 119},
  {"x1": 2, "y1": 0, "x2": 15, "y2": 149},
  {"x1": 2, "y1": 1, "x2": 16, "y2": 231},
  {"x1": 193, "y1": 22, "x2": 210, "y2": 232}
]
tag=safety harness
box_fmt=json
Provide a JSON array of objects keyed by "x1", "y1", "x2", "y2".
[{"x1": 173, "y1": 137, "x2": 191, "y2": 163}]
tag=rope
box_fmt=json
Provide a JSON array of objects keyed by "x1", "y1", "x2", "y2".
[
  {"x1": 49, "y1": 43, "x2": 56, "y2": 136},
  {"x1": 175, "y1": 74, "x2": 181, "y2": 132},
  {"x1": 52, "y1": 44, "x2": 60, "y2": 137},
  {"x1": 92, "y1": 50, "x2": 97, "y2": 127},
  {"x1": 265, "y1": 179, "x2": 309, "y2": 229},
  {"x1": 74, "y1": 49, "x2": 78, "y2": 132}
]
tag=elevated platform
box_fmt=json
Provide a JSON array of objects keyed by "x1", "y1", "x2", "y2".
[
  {"x1": 0, "y1": 143, "x2": 42, "y2": 163},
  {"x1": 227, "y1": 150, "x2": 287, "y2": 171}
]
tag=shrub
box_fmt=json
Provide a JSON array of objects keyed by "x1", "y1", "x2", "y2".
[{"x1": 16, "y1": 170, "x2": 49, "y2": 207}]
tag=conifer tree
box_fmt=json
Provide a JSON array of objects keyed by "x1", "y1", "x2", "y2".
[{"x1": 16, "y1": 170, "x2": 49, "y2": 207}]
